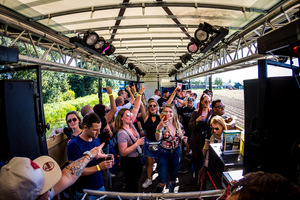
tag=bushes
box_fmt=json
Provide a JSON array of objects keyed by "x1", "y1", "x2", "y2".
[
  {"x1": 44, "y1": 92, "x2": 117, "y2": 123},
  {"x1": 44, "y1": 94, "x2": 98, "y2": 123}
]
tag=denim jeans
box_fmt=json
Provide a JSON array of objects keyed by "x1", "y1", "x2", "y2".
[{"x1": 157, "y1": 146, "x2": 181, "y2": 185}]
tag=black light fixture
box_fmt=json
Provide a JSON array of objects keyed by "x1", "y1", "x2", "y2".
[
  {"x1": 180, "y1": 53, "x2": 192, "y2": 64},
  {"x1": 174, "y1": 62, "x2": 182, "y2": 70},
  {"x1": 128, "y1": 63, "x2": 136, "y2": 70},
  {"x1": 83, "y1": 31, "x2": 99, "y2": 47},
  {"x1": 116, "y1": 55, "x2": 128, "y2": 65},
  {"x1": 102, "y1": 42, "x2": 115, "y2": 56},
  {"x1": 94, "y1": 37, "x2": 105, "y2": 51},
  {"x1": 194, "y1": 23, "x2": 213, "y2": 42},
  {"x1": 168, "y1": 69, "x2": 178, "y2": 77}
]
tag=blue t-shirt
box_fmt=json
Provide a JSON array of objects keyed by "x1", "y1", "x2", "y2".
[{"x1": 67, "y1": 135, "x2": 104, "y2": 192}]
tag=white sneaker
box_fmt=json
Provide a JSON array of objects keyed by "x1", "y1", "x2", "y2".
[{"x1": 142, "y1": 178, "x2": 152, "y2": 188}]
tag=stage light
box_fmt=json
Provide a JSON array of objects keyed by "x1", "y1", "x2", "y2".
[
  {"x1": 187, "y1": 42, "x2": 199, "y2": 53},
  {"x1": 168, "y1": 69, "x2": 177, "y2": 77},
  {"x1": 180, "y1": 53, "x2": 192, "y2": 64},
  {"x1": 174, "y1": 62, "x2": 182, "y2": 70},
  {"x1": 195, "y1": 23, "x2": 213, "y2": 42},
  {"x1": 94, "y1": 37, "x2": 105, "y2": 50},
  {"x1": 102, "y1": 42, "x2": 115, "y2": 56},
  {"x1": 116, "y1": 55, "x2": 128, "y2": 65},
  {"x1": 128, "y1": 63, "x2": 136, "y2": 70},
  {"x1": 83, "y1": 31, "x2": 99, "y2": 46}
]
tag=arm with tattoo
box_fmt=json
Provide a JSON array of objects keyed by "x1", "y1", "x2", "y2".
[{"x1": 53, "y1": 143, "x2": 105, "y2": 195}]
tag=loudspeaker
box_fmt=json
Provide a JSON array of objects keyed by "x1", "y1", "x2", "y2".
[
  {"x1": 244, "y1": 76, "x2": 300, "y2": 184},
  {"x1": 0, "y1": 80, "x2": 48, "y2": 162}
]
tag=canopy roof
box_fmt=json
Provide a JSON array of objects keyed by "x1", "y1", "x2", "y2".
[{"x1": 0, "y1": 0, "x2": 299, "y2": 81}]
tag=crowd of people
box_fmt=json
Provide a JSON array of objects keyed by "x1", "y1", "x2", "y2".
[{"x1": 0, "y1": 84, "x2": 299, "y2": 200}]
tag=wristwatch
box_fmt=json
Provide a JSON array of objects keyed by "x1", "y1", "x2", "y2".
[{"x1": 83, "y1": 151, "x2": 93, "y2": 159}]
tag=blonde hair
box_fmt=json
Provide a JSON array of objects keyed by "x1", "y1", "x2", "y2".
[
  {"x1": 162, "y1": 104, "x2": 183, "y2": 137},
  {"x1": 211, "y1": 115, "x2": 227, "y2": 131},
  {"x1": 115, "y1": 108, "x2": 129, "y2": 133},
  {"x1": 147, "y1": 100, "x2": 159, "y2": 115}
]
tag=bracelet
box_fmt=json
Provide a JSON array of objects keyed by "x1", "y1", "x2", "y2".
[
  {"x1": 156, "y1": 130, "x2": 161, "y2": 134},
  {"x1": 96, "y1": 165, "x2": 101, "y2": 171},
  {"x1": 137, "y1": 94, "x2": 142, "y2": 97},
  {"x1": 109, "y1": 93, "x2": 113, "y2": 96}
]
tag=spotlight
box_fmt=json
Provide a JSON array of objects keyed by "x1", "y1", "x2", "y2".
[
  {"x1": 187, "y1": 42, "x2": 199, "y2": 53},
  {"x1": 180, "y1": 53, "x2": 192, "y2": 64},
  {"x1": 102, "y1": 42, "x2": 115, "y2": 56},
  {"x1": 128, "y1": 63, "x2": 136, "y2": 70},
  {"x1": 174, "y1": 62, "x2": 182, "y2": 70},
  {"x1": 83, "y1": 31, "x2": 99, "y2": 47},
  {"x1": 94, "y1": 37, "x2": 105, "y2": 50},
  {"x1": 168, "y1": 69, "x2": 178, "y2": 77},
  {"x1": 116, "y1": 55, "x2": 128, "y2": 65},
  {"x1": 194, "y1": 23, "x2": 213, "y2": 42}
]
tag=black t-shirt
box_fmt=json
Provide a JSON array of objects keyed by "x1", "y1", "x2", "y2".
[
  {"x1": 157, "y1": 97, "x2": 168, "y2": 111},
  {"x1": 178, "y1": 106, "x2": 195, "y2": 137},
  {"x1": 143, "y1": 115, "x2": 160, "y2": 141}
]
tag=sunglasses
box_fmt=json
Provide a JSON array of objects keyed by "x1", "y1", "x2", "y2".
[
  {"x1": 125, "y1": 112, "x2": 133, "y2": 117},
  {"x1": 68, "y1": 118, "x2": 77, "y2": 123},
  {"x1": 211, "y1": 127, "x2": 220, "y2": 131},
  {"x1": 148, "y1": 104, "x2": 157, "y2": 108},
  {"x1": 215, "y1": 105, "x2": 225, "y2": 109},
  {"x1": 204, "y1": 100, "x2": 211, "y2": 104}
]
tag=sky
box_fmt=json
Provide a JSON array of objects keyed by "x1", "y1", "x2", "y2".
[{"x1": 204, "y1": 58, "x2": 299, "y2": 84}]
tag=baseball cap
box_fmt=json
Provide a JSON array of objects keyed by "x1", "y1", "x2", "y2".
[
  {"x1": 0, "y1": 156, "x2": 62, "y2": 200},
  {"x1": 162, "y1": 89, "x2": 169, "y2": 94}
]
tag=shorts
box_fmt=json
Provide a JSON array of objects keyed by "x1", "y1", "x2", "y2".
[{"x1": 144, "y1": 139, "x2": 159, "y2": 159}]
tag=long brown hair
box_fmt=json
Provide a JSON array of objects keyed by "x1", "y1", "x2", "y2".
[
  {"x1": 65, "y1": 111, "x2": 81, "y2": 130},
  {"x1": 115, "y1": 108, "x2": 130, "y2": 133},
  {"x1": 198, "y1": 93, "x2": 210, "y2": 115}
]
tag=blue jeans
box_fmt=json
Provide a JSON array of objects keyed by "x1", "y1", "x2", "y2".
[
  {"x1": 76, "y1": 186, "x2": 105, "y2": 200},
  {"x1": 157, "y1": 146, "x2": 181, "y2": 185}
]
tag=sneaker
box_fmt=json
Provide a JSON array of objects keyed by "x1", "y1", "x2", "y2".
[{"x1": 142, "y1": 178, "x2": 152, "y2": 188}]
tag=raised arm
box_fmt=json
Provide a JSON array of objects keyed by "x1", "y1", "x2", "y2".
[
  {"x1": 160, "y1": 86, "x2": 179, "y2": 117},
  {"x1": 140, "y1": 99, "x2": 148, "y2": 122},
  {"x1": 104, "y1": 86, "x2": 117, "y2": 123},
  {"x1": 131, "y1": 84, "x2": 146, "y2": 122},
  {"x1": 126, "y1": 85, "x2": 135, "y2": 105}
]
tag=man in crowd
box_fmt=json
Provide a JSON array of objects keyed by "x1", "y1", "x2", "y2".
[
  {"x1": 157, "y1": 89, "x2": 169, "y2": 112},
  {"x1": 0, "y1": 143, "x2": 106, "y2": 200},
  {"x1": 67, "y1": 112, "x2": 114, "y2": 200},
  {"x1": 150, "y1": 89, "x2": 161, "y2": 102},
  {"x1": 115, "y1": 86, "x2": 135, "y2": 116}
]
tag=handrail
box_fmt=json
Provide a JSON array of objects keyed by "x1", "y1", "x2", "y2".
[{"x1": 83, "y1": 189, "x2": 224, "y2": 199}]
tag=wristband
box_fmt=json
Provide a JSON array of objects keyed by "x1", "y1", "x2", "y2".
[
  {"x1": 96, "y1": 165, "x2": 101, "y2": 171},
  {"x1": 109, "y1": 93, "x2": 113, "y2": 96},
  {"x1": 137, "y1": 94, "x2": 142, "y2": 97},
  {"x1": 156, "y1": 130, "x2": 161, "y2": 134}
]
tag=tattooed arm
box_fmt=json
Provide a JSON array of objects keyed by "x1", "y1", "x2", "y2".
[{"x1": 53, "y1": 143, "x2": 106, "y2": 195}]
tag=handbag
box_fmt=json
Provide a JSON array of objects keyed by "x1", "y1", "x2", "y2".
[
  {"x1": 123, "y1": 129, "x2": 147, "y2": 166},
  {"x1": 146, "y1": 140, "x2": 161, "y2": 151}
]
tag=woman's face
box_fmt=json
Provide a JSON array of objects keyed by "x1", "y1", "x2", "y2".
[
  {"x1": 122, "y1": 110, "x2": 133, "y2": 125},
  {"x1": 164, "y1": 107, "x2": 173, "y2": 120},
  {"x1": 201, "y1": 96, "x2": 211, "y2": 108},
  {"x1": 148, "y1": 101, "x2": 158, "y2": 115},
  {"x1": 211, "y1": 122, "x2": 223, "y2": 139},
  {"x1": 67, "y1": 114, "x2": 79, "y2": 129}
]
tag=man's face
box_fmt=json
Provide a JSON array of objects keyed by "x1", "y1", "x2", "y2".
[
  {"x1": 163, "y1": 92, "x2": 169, "y2": 98},
  {"x1": 187, "y1": 100, "x2": 194, "y2": 108},
  {"x1": 85, "y1": 122, "x2": 101, "y2": 139},
  {"x1": 121, "y1": 91, "x2": 127, "y2": 99},
  {"x1": 213, "y1": 102, "x2": 225, "y2": 115}
]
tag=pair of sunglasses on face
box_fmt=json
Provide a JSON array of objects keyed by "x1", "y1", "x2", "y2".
[
  {"x1": 125, "y1": 112, "x2": 133, "y2": 117},
  {"x1": 68, "y1": 118, "x2": 77, "y2": 123},
  {"x1": 148, "y1": 104, "x2": 157, "y2": 108},
  {"x1": 211, "y1": 127, "x2": 220, "y2": 131}
]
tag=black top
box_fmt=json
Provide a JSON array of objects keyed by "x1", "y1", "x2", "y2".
[
  {"x1": 178, "y1": 106, "x2": 196, "y2": 137},
  {"x1": 157, "y1": 97, "x2": 168, "y2": 111},
  {"x1": 143, "y1": 115, "x2": 160, "y2": 141},
  {"x1": 98, "y1": 117, "x2": 108, "y2": 146}
]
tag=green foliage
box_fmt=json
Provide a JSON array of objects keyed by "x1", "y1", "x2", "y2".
[
  {"x1": 60, "y1": 89, "x2": 75, "y2": 101},
  {"x1": 214, "y1": 77, "x2": 223, "y2": 86},
  {"x1": 44, "y1": 94, "x2": 99, "y2": 123},
  {"x1": 68, "y1": 74, "x2": 98, "y2": 98}
]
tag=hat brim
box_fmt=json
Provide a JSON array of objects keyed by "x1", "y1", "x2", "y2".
[{"x1": 34, "y1": 156, "x2": 62, "y2": 195}]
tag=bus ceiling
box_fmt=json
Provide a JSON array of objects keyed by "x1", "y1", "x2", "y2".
[{"x1": 0, "y1": 0, "x2": 299, "y2": 82}]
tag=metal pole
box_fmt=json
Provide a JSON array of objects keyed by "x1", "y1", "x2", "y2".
[{"x1": 98, "y1": 78, "x2": 102, "y2": 104}]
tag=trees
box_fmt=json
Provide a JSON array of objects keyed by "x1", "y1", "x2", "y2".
[{"x1": 214, "y1": 77, "x2": 223, "y2": 87}]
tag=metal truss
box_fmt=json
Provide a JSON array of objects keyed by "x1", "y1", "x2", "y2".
[
  {"x1": 0, "y1": 7, "x2": 137, "y2": 81},
  {"x1": 177, "y1": 0, "x2": 300, "y2": 81}
]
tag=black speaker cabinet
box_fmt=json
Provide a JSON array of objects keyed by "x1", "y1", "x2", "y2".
[
  {"x1": 244, "y1": 76, "x2": 300, "y2": 184},
  {"x1": 0, "y1": 80, "x2": 48, "y2": 162}
]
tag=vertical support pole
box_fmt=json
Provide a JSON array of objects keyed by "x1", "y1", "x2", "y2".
[
  {"x1": 98, "y1": 78, "x2": 103, "y2": 104},
  {"x1": 257, "y1": 59, "x2": 268, "y2": 136},
  {"x1": 157, "y1": 75, "x2": 160, "y2": 90},
  {"x1": 35, "y1": 65, "x2": 48, "y2": 155},
  {"x1": 188, "y1": 79, "x2": 191, "y2": 89},
  {"x1": 209, "y1": 75, "x2": 212, "y2": 91}
]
